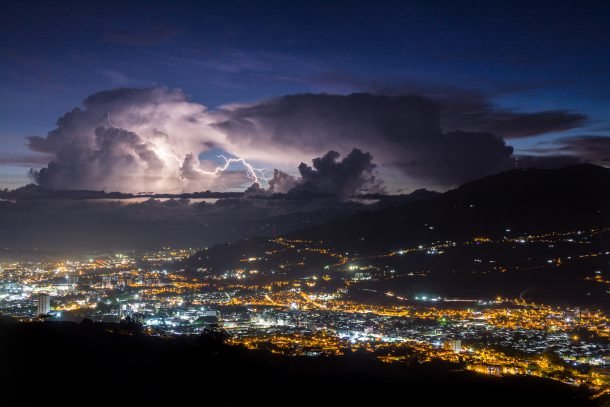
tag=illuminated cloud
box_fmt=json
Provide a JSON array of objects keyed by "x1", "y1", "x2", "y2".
[
  {"x1": 27, "y1": 87, "x2": 594, "y2": 193},
  {"x1": 267, "y1": 169, "x2": 297, "y2": 193},
  {"x1": 28, "y1": 87, "x2": 259, "y2": 192}
]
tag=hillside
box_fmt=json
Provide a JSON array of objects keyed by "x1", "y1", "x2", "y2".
[
  {"x1": 293, "y1": 164, "x2": 610, "y2": 252},
  {"x1": 0, "y1": 320, "x2": 597, "y2": 405}
]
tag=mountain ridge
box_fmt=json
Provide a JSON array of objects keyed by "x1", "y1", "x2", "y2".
[{"x1": 290, "y1": 164, "x2": 610, "y2": 252}]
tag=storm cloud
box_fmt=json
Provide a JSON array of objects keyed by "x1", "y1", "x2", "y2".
[
  {"x1": 267, "y1": 169, "x2": 297, "y2": 194},
  {"x1": 27, "y1": 87, "x2": 594, "y2": 193},
  {"x1": 517, "y1": 135, "x2": 610, "y2": 167},
  {"x1": 217, "y1": 93, "x2": 516, "y2": 186},
  {"x1": 291, "y1": 149, "x2": 384, "y2": 197},
  {"x1": 32, "y1": 127, "x2": 165, "y2": 190},
  {"x1": 545, "y1": 135, "x2": 610, "y2": 163},
  {"x1": 430, "y1": 91, "x2": 587, "y2": 139},
  {"x1": 27, "y1": 87, "x2": 250, "y2": 192}
]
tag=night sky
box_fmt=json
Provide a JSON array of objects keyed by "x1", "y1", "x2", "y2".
[{"x1": 1, "y1": 0, "x2": 609, "y2": 193}]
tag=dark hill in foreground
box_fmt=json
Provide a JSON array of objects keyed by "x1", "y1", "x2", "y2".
[
  {"x1": 0, "y1": 321, "x2": 598, "y2": 405},
  {"x1": 293, "y1": 164, "x2": 610, "y2": 252}
]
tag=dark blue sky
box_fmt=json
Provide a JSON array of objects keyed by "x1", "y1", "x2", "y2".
[{"x1": 1, "y1": 0, "x2": 609, "y2": 190}]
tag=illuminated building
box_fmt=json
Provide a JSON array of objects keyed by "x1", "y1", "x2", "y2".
[
  {"x1": 37, "y1": 293, "x2": 50, "y2": 316},
  {"x1": 193, "y1": 310, "x2": 221, "y2": 327},
  {"x1": 444, "y1": 339, "x2": 461, "y2": 353}
]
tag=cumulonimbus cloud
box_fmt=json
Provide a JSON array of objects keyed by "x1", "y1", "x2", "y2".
[
  {"x1": 291, "y1": 149, "x2": 384, "y2": 197},
  {"x1": 27, "y1": 87, "x2": 595, "y2": 193},
  {"x1": 28, "y1": 87, "x2": 258, "y2": 193},
  {"x1": 216, "y1": 93, "x2": 515, "y2": 186},
  {"x1": 267, "y1": 169, "x2": 297, "y2": 194}
]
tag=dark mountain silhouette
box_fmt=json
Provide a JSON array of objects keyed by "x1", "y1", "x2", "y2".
[
  {"x1": 182, "y1": 164, "x2": 610, "y2": 306},
  {"x1": 0, "y1": 320, "x2": 597, "y2": 405},
  {"x1": 293, "y1": 164, "x2": 610, "y2": 252}
]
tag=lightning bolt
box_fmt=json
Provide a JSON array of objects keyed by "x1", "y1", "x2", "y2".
[
  {"x1": 98, "y1": 115, "x2": 267, "y2": 188},
  {"x1": 200, "y1": 155, "x2": 270, "y2": 184},
  {"x1": 106, "y1": 112, "x2": 115, "y2": 127}
]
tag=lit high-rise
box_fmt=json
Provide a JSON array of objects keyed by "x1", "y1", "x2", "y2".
[{"x1": 37, "y1": 293, "x2": 50, "y2": 316}]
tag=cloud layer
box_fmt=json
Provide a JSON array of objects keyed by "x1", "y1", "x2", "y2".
[
  {"x1": 217, "y1": 93, "x2": 516, "y2": 185},
  {"x1": 26, "y1": 87, "x2": 599, "y2": 193},
  {"x1": 531, "y1": 136, "x2": 610, "y2": 162},
  {"x1": 28, "y1": 87, "x2": 236, "y2": 192},
  {"x1": 0, "y1": 196, "x2": 371, "y2": 254}
]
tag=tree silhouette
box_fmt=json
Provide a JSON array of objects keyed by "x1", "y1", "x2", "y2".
[{"x1": 197, "y1": 323, "x2": 229, "y2": 349}]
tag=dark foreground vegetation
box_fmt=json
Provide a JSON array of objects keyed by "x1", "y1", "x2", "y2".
[{"x1": 0, "y1": 319, "x2": 602, "y2": 405}]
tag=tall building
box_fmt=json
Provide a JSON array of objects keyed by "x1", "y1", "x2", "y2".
[
  {"x1": 443, "y1": 339, "x2": 462, "y2": 353},
  {"x1": 37, "y1": 293, "x2": 50, "y2": 316}
]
